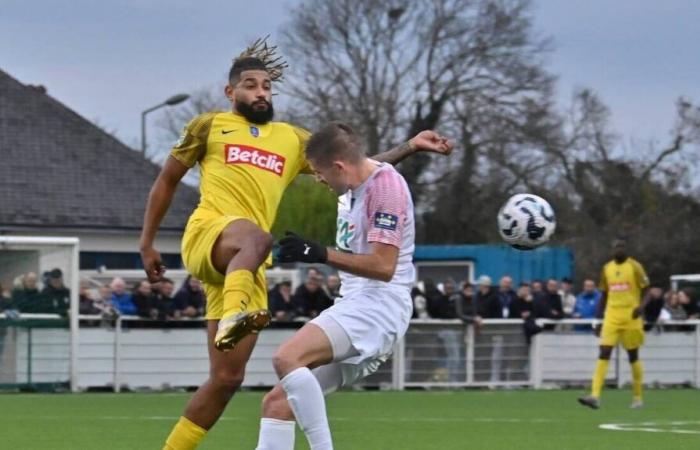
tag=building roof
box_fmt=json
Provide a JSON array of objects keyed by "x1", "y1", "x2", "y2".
[{"x1": 0, "y1": 69, "x2": 199, "y2": 232}]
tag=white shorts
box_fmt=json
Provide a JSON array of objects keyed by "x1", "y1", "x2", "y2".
[{"x1": 309, "y1": 287, "x2": 411, "y2": 390}]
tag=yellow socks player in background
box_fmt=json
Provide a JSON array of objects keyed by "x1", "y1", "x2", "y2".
[
  {"x1": 163, "y1": 416, "x2": 207, "y2": 450},
  {"x1": 591, "y1": 358, "x2": 609, "y2": 399},
  {"x1": 631, "y1": 360, "x2": 644, "y2": 406}
]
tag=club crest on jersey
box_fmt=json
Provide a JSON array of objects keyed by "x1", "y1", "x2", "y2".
[
  {"x1": 250, "y1": 126, "x2": 259, "y2": 137},
  {"x1": 336, "y1": 218, "x2": 355, "y2": 252},
  {"x1": 374, "y1": 212, "x2": 398, "y2": 231},
  {"x1": 224, "y1": 144, "x2": 286, "y2": 176}
]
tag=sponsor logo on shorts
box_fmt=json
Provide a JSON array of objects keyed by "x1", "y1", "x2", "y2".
[
  {"x1": 224, "y1": 144, "x2": 286, "y2": 176},
  {"x1": 373, "y1": 212, "x2": 398, "y2": 231}
]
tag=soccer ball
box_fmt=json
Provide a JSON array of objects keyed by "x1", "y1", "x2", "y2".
[{"x1": 497, "y1": 194, "x2": 556, "y2": 250}]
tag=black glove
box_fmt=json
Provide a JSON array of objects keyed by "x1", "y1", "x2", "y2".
[{"x1": 277, "y1": 231, "x2": 328, "y2": 263}]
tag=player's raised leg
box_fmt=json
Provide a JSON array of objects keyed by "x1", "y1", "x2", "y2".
[
  {"x1": 164, "y1": 321, "x2": 258, "y2": 449},
  {"x1": 210, "y1": 219, "x2": 273, "y2": 351}
]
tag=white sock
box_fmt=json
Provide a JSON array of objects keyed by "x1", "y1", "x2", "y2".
[
  {"x1": 281, "y1": 367, "x2": 333, "y2": 450},
  {"x1": 255, "y1": 418, "x2": 295, "y2": 450}
]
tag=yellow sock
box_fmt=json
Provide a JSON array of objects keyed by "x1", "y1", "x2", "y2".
[
  {"x1": 163, "y1": 416, "x2": 206, "y2": 450},
  {"x1": 591, "y1": 359, "x2": 610, "y2": 398},
  {"x1": 631, "y1": 360, "x2": 643, "y2": 400},
  {"x1": 223, "y1": 270, "x2": 255, "y2": 317}
]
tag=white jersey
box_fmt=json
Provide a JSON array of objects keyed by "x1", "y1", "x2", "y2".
[{"x1": 335, "y1": 162, "x2": 416, "y2": 296}]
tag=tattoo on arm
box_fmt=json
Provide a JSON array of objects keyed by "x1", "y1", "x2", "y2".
[{"x1": 372, "y1": 141, "x2": 415, "y2": 165}]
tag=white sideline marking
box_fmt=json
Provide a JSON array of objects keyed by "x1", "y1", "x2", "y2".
[{"x1": 600, "y1": 421, "x2": 700, "y2": 435}]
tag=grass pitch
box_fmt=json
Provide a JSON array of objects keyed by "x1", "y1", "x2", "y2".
[{"x1": 2, "y1": 389, "x2": 699, "y2": 449}]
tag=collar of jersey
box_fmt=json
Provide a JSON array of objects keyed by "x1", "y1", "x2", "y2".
[
  {"x1": 226, "y1": 111, "x2": 272, "y2": 136},
  {"x1": 349, "y1": 161, "x2": 387, "y2": 198}
]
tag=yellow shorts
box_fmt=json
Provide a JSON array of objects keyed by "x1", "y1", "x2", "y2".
[
  {"x1": 181, "y1": 210, "x2": 269, "y2": 320},
  {"x1": 600, "y1": 309, "x2": 644, "y2": 350}
]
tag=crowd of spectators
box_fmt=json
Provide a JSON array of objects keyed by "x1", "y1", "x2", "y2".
[
  {"x1": 2, "y1": 268, "x2": 698, "y2": 330},
  {"x1": 268, "y1": 267, "x2": 337, "y2": 321},
  {"x1": 0, "y1": 269, "x2": 205, "y2": 321},
  {"x1": 410, "y1": 275, "x2": 700, "y2": 328}
]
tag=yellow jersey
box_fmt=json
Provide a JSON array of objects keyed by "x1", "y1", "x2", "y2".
[
  {"x1": 170, "y1": 111, "x2": 311, "y2": 232},
  {"x1": 599, "y1": 257, "x2": 649, "y2": 310}
]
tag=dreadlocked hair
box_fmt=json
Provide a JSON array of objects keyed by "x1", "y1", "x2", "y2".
[{"x1": 229, "y1": 35, "x2": 288, "y2": 83}]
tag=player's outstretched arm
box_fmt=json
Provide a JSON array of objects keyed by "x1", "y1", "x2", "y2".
[
  {"x1": 277, "y1": 232, "x2": 398, "y2": 282},
  {"x1": 372, "y1": 130, "x2": 454, "y2": 165},
  {"x1": 139, "y1": 156, "x2": 189, "y2": 282}
]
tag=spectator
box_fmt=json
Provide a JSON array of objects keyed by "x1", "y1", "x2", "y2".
[
  {"x1": 110, "y1": 277, "x2": 136, "y2": 315},
  {"x1": 435, "y1": 279, "x2": 464, "y2": 382},
  {"x1": 155, "y1": 278, "x2": 179, "y2": 320},
  {"x1": 573, "y1": 279, "x2": 601, "y2": 332},
  {"x1": 534, "y1": 279, "x2": 564, "y2": 320},
  {"x1": 531, "y1": 280, "x2": 544, "y2": 296},
  {"x1": 1, "y1": 282, "x2": 12, "y2": 311},
  {"x1": 474, "y1": 275, "x2": 498, "y2": 320},
  {"x1": 92, "y1": 284, "x2": 117, "y2": 317},
  {"x1": 573, "y1": 279, "x2": 600, "y2": 319},
  {"x1": 292, "y1": 271, "x2": 332, "y2": 318},
  {"x1": 11, "y1": 272, "x2": 43, "y2": 313},
  {"x1": 133, "y1": 279, "x2": 159, "y2": 319},
  {"x1": 411, "y1": 284, "x2": 429, "y2": 319},
  {"x1": 515, "y1": 282, "x2": 541, "y2": 344},
  {"x1": 513, "y1": 283, "x2": 535, "y2": 319},
  {"x1": 559, "y1": 278, "x2": 577, "y2": 317},
  {"x1": 429, "y1": 279, "x2": 459, "y2": 319},
  {"x1": 659, "y1": 291, "x2": 687, "y2": 329},
  {"x1": 456, "y1": 282, "x2": 476, "y2": 320},
  {"x1": 326, "y1": 274, "x2": 341, "y2": 300},
  {"x1": 495, "y1": 276, "x2": 518, "y2": 319},
  {"x1": 643, "y1": 287, "x2": 665, "y2": 330},
  {"x1": 79, "y1": 280, "x2": 101, "y2": 315},
  {"x1": 41, "y1": 268, "x2": 70, "y2": 316},
  {"x1": 174, "y1": 275, "x2": 205, "y2": 318},
  {"x1": 678, "y1": 290, "x2": 697, "y2": 319},
  {"x1": 269, "y1": 281, "x2": 296, "y2": 321}
]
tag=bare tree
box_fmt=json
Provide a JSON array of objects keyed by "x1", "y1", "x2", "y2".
[{"x1": 281, "y1": 0, "x2": 553, "y2": 200}]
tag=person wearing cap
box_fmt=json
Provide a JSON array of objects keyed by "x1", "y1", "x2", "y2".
[{"x1": 40, "y1": 268, "x2": 70, "y2": 316}]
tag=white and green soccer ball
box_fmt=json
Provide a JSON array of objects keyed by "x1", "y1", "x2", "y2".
[{"x1": 497, "y1": 194, "x2": 556, "y2": 250}]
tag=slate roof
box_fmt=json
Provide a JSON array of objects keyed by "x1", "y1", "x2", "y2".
[{"x1": 0, "y1": 69, "x2": 199, "y2": 232}]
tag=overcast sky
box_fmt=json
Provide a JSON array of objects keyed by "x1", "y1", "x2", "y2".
[{"x1": 3, "y1": 0, "x2": 699, "y2": 153}]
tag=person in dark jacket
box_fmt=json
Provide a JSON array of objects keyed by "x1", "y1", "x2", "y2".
[
  {"x1": 291, "y1": 272, "x2": 332, "y2": 318},
  {"x1": 10, "y1": 272, "x2": 43, "y2": 313},
  {"x1": 133, "y1": 279, "x2": 159, "y2": 319},
  {"x1": 154, "y1": 278, "x2": 179, "y2": 320},
  {"x1": 534, "y1": 278, "x2": 564, "y2": 320},
  {"x1": 268, "y1": 281, "x2": 296, "y2": 321},
  {"x1": 642, "y1": 286, "x2": 664, "y2": 331},
  {"x1": 174, "y1": 275, "x2": 205, "y2": 318},
  {"x1": 40, "y1": 268, "x2": 71, "y2": 316},
  {"x1": 475, "y1": 275, "x2": 500, "y2": 319}
]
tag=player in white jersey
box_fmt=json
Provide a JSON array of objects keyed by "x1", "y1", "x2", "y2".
[{"x1": 254, "y1": 122, "x2": 449, "y2": 450}]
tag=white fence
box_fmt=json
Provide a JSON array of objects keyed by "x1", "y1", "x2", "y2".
[{"x1": 1, "y1": 316, "x2": 698, "y2": 391}]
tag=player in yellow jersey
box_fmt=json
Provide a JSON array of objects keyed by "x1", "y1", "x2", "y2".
[
  {"x1": 578, "y1": 238, "x2": 651, "y2": 409},
  {"x1": 139, "y1": 38, "x2": 454, "y2": 450}
]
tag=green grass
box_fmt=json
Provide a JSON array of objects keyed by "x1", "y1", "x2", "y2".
[{"x1": 2, "y1": 389, "x2": 699, "y2": 449}]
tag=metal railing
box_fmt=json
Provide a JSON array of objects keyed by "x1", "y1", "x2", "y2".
[{"x1": 1, "y1": 315, "x2": 698, "y2": 391}]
